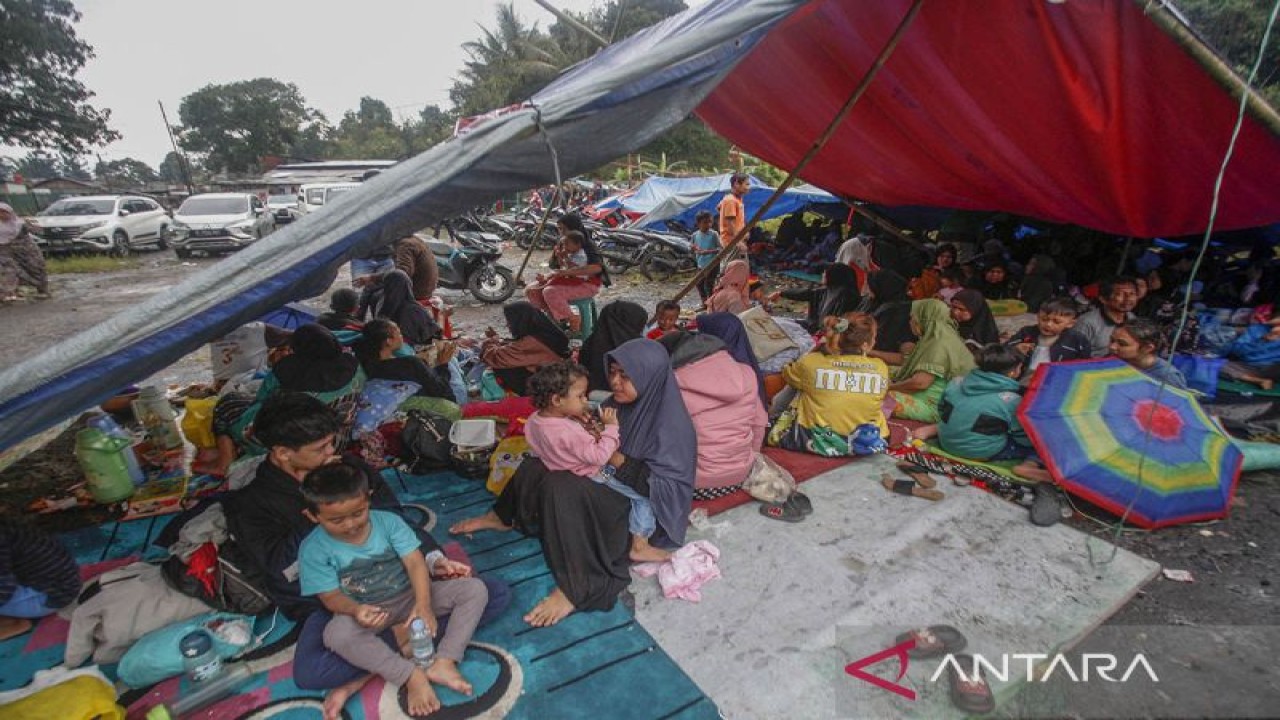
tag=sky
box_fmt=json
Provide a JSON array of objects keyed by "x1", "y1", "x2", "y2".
[{"x1": 59, "y1": 0, "x2": 704, "y2": 169}]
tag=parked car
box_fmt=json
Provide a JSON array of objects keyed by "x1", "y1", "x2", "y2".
[
  {"x1": 297, "y1": 182, "x2": 361, "y2": 216},
  {"x1": 266, "y1": 194, "x2": 299, "y2": 224},
  {"x1": 169, "y1": 193, "x2": 275, "y2": 258},
  {"x1": 29, "y1": 195, "x2": 171, "y2": 256}
]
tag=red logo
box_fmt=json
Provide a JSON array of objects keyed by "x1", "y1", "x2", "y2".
[{"x1": 845, "y1": 639, "x2": 916, "y2": 700}]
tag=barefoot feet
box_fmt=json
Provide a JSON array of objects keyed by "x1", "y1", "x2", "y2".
[
  {"x1": 629, "y1": 534, "x2": 671, "y2": 563},
  {"x1": 426, "y1": 657, "x2": 473, "y2": 696},
  {"x1": 448, "y1": 511, "x2": 512, "y2": 536},
  {"x1": 323, "y1": 675, "x2": 372, "y2": 720},
  {"x1": 0, "y1": 617, "x2": 32, "y2": 641},
  {"x1": 524, "y1": 587, "x2": 575, "y2": 627},
  {"x1": 405, "y1": 667, "x2": 442, "y2": 716}
]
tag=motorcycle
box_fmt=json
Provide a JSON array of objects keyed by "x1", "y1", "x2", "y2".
[
  {"x1": 593, "y1": 227, "x2": 652, "y2": 275},
  {"x1": 427, "y1": 223, "x2": 516, "y2": 303},
  {"x1": 639, "y1": 232, "x2": 697, "y2": 282}
]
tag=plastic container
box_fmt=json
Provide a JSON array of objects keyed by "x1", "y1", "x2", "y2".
[
  {"x1": 132, "y1": 386, "x2": 184, "y2": 451},
  {"x1": 74, "y1": 428, "x2": 137, "y2": 504},
  {"x1": 449, "y1": 418, "x2": 496, "y2": 450},
  {"x1": 179, "y1": 629, "x2": 222, "y2": 683},
  {"x1": 408, "y1": 617, "x2": 435, "y2": 668},
  {"x1": 145, "y1": 662, "x2": 252, "y2": 720},
  {"x1": 86, "y1": 413, "x2": 146, "y2": 485}
]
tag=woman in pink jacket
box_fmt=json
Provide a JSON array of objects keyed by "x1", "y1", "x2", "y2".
[{"x1": 658, "y1": 329, "x2": 767, "y2": 498}]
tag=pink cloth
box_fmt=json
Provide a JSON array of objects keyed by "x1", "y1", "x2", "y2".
[
  {"x1": 633, "y1": 540, "x2": 721, "y2": 602},
  {"x1": 525, "y1": 281, "x2": 599, "y2": 321},
  {"x1": 523, "y1": 412, "x2": 620, "y2": 478},
  {"x1": 673, "y1": 351, "x2": 767, "y2": 489}
]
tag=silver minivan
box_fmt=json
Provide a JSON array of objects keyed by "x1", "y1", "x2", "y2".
[{"x1": 170, "y1": 193, "x2": 275, "y2": 258}]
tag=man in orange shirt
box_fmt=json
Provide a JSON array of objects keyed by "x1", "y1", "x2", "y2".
[{"x1": 717, "y1": 173, "x2": 750, "y2": 263}]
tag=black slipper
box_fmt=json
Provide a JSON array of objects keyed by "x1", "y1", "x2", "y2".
[
  {"x1": 786, "y1": 491, "x2": 813, "y2": 515},
  {"x1": 759, "y1": 501, "x2": 805, "y2": 523},
  {"x1": 894, "y1": 624, "x2": 968, "y2": 659},
  {"x1": 1029, "y1": 486, "x2": 1063, "y2": 527},
  {"x1": 947, "y1": 653, "x2": 996, "y2": 714}
]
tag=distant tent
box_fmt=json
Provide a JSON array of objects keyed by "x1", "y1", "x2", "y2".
[
  {"x1": 3, "y1": 0, "x2": 1279, "y2": 451},
  {"x1": 605, "y1": 173, "x2": 843, "y2": 229}
]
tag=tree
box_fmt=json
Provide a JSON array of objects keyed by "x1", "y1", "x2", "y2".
[
  {"x1": 635, "y1": 117, "x2": 732, "y2": 174},
  {"x1": 449, "y1": 3, "x2": 572, "y2": 117},
  {"x1": 56, "y1": 152, "x2": 91, "y2": 181},
  {"x1": 176, "y1": 78, "x2": 324, "y2": 175},
  {"x1": 1177, "y1": 0, "x2": 1280, "y2": 106},
  {"x1": 0, "y1": 0, "x2": 119, "y2": 154},
  {"x1": 330, "y1": 97, "x2": 404, "y2": 159},
  {"x1": 94, "y1": 157, "x2": 158, "y2": 188},
  {"x1": 158, "y1": 151, "x2": 194, "y2": 185},
  {"x1": 13, "y1": 152, "x2": 59, "y2": 180},
  {"x1": 403, "y1": 104, "x2": 456, "y2": 155}
]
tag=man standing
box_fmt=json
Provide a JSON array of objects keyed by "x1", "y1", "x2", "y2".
[
  {"x1": 1074, "y1": 276, "x2": 1140, "y2": 357},
  {"x1": 393, "y1": 235, "x2": 439, "y2": 304},
  {"x1": 717, "y1": 173, "x2": 751, "y2": 264}
]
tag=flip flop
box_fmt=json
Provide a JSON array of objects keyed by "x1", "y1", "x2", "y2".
[
  {"x1": 896, "y1": 462, "x2": 937, "y2": 489},
  {"x1": 881, "y1": 475, "x2": 944, "y2": 501},
  {"x1": 1029, "y1": 486, "x2": 1064, "y2": 527},
  {"x1": 759, "y1": 501, "x2": 805, "y2": 523},
  {"x1": 894, "y1": 625, "x2": 968, "y2": 659},
  {"x1": 947, "y1": 653, "x2": 996, "y2": 714},
  {"x1": 786, "y1": 491, "x2": 813, "y2": 515}
]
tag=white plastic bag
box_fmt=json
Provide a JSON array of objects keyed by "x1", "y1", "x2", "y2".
[{"x1": 740, "y1": 452, "x2": 796, "y2": 504}]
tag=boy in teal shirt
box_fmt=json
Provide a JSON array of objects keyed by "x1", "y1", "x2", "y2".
[
  {"x1": 937, "y1": 344, "x2": 1034, "y2": 461},
  {"x1": 691, "y1": 210, "x2": 720, "y2": 303}
]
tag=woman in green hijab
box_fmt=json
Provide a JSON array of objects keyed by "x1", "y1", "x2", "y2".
[{"x1": 870, "y1": 299, "x2": 976, "y2": 422}]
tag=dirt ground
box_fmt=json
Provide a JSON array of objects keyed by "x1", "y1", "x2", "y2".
[{"x1": 1, "y1": 246, "x2": 1276, "y2": 712}]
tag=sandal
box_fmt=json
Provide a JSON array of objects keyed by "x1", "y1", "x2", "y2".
[
  {"x1": 947, "y1": 653, "x2": 996, "y2": 714},
  {"x1": 759, "y1": 501, "x2": 805, "y2": 523},
  {"x1": 881, "y1": 475, "x2": 944, "y2": 501},
  {"x1": 1029, "y1": 486, "x2": 1064, "y2": 527},
  {"x1": 786, "y1": 491, "x2": 813, "y2": 515},
  {"x1": 894, "y1": 625, "x2": 968, "y2": 659},
  {"x1": 896, "y1": 462, "x2": 937, "y2": 489}
]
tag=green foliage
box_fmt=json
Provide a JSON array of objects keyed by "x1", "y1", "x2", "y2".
[
  {"x1": 176, "y1": 78, "x2": 325, "y2": 174},
  {"x1": 0, "y1": 0, "x2": 119, "y2": 154},
  {"x1": 1178, "y1": 0, "x2": 1280, "y2": 106},
  {"x1": 11, "y1": 152, "x2": 59, "y2": 180},
  {"x1": 330, "y1": 97, "x2": 403, "y2": 159},
  {"x1": 94, "y1": 157, "x2": 158, "y2": 188},
  {"x1": 635, "y1": 117, "x2": 731, "y2": 173},
  {"x1": 158, "y1": 151, "x2": 196, "y2": 185}
]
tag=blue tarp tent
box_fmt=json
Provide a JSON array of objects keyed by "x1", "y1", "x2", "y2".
[
  {"x1": 3, "y1": 0, "x2": 1279, "y2": 451},
  {"x1": 615, "y1": 174, "x2": 842, "y2": 229}
]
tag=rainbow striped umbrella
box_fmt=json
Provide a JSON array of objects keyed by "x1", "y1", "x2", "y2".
[{"x1": 1018, "y1": 358, "x2": 1242, "y2": 529}]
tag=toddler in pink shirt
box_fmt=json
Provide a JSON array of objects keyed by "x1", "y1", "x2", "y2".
[{"x1": 523, "y1": 361, "x2": 656, "y2": 540}]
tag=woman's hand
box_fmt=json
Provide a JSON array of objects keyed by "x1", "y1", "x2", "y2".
[
  {"x1": 609, "y1": 451, "x2": 626, "y2": 468},
  {"x1": 599, "y1": 407, "x2": 618, "y2": 426}
]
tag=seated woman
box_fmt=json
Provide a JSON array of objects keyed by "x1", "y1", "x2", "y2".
[
  {"x1": 659, "y1": 329, "x2": 766, "y2": 497},
  {"x1": 370, "y1": 270, "x2": 442, "y2": 346},
  {"x1": 579, "y1": 300, "x2": 649, "y2": 394},
  {"x1": 525, "y1": 214, "x2": 605, "y2": 334},
  {"x1": 353, "y1": 318, "x2": 459, "y2": 414},
  {"x1": 316, "y1": 288, "x2": 364, "y2": 332},
  {"x1": 480, "y1": 301, "x2": 571, "y2": 395},
  {"x1": 695, "y1": 312, "x2": 766, "y2": 405},
  {"x1": 449, "y1": 339, "x2": 696, "y2": 627},
  {"x1": 949, "y1": 289, "x2": 1000, "y2": 348},
  {"x1": 1220, "y1": 306, "x2": 1280, "y2": 390},
  {"x1": 771, "y1": 313, "x2": 889, "y2": 456},
  {"x1": 1108, "y1": 318, "x2": 1188, "y2": 390},
  {"x1": 974, "y1": 262, "x2": 1018, "y2": 300},
  {"x1": 0, "y1": 518, "x2": 80, "y2": 640},
  {"x1": 706, "y1": 259, "x2": 752, "y2": 314},
  {"x1": 863, "y1": 270, "x2": 915, "y2": 353},
  {"x1": 870, "y1": 299, "x2": 976, "y2": 423},
  {"x1": 780, "y1": 263, "x2": 861, "y2": 332}
]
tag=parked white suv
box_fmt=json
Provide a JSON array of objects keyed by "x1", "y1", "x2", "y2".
[
  {"x1": 170, "y1": 193, "x2": 275, "y2": 258},
  {"x1": 29, "y1": 195, "x2": 171, "y2": 255}
]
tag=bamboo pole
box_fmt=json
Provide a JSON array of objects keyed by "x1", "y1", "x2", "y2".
[
  {"x1": 673, "y1": 0, "x2": 927, "y2": 302},
  {"x1": 514, "y1": 188, "x2": 560, "y2": 287}
]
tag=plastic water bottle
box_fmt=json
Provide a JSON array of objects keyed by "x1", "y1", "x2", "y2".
[
  {"x1": 179, "y1": 629, "x2": 223, "y2": 683},
  {"x1": 408, "y1": 617, "x2": 435, "y2": 668},
  {"x1": 144, "y1": 662, "x2": 252, "y2": 720}
]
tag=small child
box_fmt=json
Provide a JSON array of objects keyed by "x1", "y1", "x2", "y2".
[
  {"x1": 298, "y1": 464, "x2": 484, "y2": 717},
  {"x1": 316, "y1": 288, "x2": 364, "y2": 332},
  {"x1": 523, "y1": 362, "x2": 667, "y2": 562},
  {"x1": 937, "y1": 343, "x2": 1036, "y2": 462},
  {"x1": 1109, "y1": 318, "x2": 1187, "y2": 389},
  {"x1": 536, "y1": 231, "x2": 591, "y2": 288},
  {"x1": 1221, "y1": 308, "x2": 1280, "y2": 390},
  {"x1": 646, "y1": 300, "x2": 681, "y2": 340},
  {"x1": 772, "y1": 313, "x2": 890, "y2": 457},
  {"x1": 936, "y1": 267, "x2": 966, "y2": 303},
  {"x1": 1007, "y1": 297, "x2": 1091, "y2": 380},
  {"x1": 691, "y1": 210, "x2": 721, "y2": 303}
]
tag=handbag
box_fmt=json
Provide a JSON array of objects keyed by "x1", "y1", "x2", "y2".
[{"x1": 400, "y1": 409, "x2": 454, "y2": 472}]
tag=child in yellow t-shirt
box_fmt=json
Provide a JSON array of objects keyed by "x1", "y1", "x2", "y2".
[{"x1": 771, "y1": 313, "x2": 890, "y2": 456}]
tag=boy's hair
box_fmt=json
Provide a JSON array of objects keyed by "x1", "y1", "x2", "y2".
[
  {"x1": 330, "y1": 288, "x2": 359, "y2": 314},
  {"x1": 528, "y1": 360, "x2": 589, "y2": 410},
  {"x1": 252, "y1": 392, "x2": 340, "y2": 451},
  {"x1": 694, "y1": 210, "x2": 713, "y2": 224},
  {"x1": 1121, "y1": 317, "x2": 1164, "y2": 350},
  {"x1": 1100, "y1": 275, "x2": 1138, "y2": 297},
  {"x1": 353, "y1": 318, "x2": 395, "y2": 369},
  {"x1": 729, "y1": 172, "x2": 749, "y2": 185},
  {"x1": 301, "y1": 462, "x2": 369, "y2": 512},
  {"x1": 821, "y1": 312, "x2": 876, "y2": 355},
  {"x1": 562, "y1": 230, "x2": 585, "y2": 248},
  {"x1": 1038, "y1": 296, "x2": 1079, "y2": 318},
  {"x1": 976, "y1": 343, "x2": 1024, "y2": 375},
  {"x1": 936, "y1": 243, "x2": 958, "y2": 260},
  {"x1": 654, "y1": 299, "x2": 680, "y2": 316},
  {"x1": 940, "y1": 267, "x2": 965, "y2": 284}
]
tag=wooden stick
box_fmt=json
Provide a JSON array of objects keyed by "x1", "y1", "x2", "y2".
[
  {"x1": 514, "y1": 188, "x2": 560, "y2": 287},
  {"x1": 673, "y1": 0, "x2": 928, "y2": 302}
]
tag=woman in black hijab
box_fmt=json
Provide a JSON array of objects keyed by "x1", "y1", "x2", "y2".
[
  {"x1": 579, "y1": 300, "x2": 649, "y2": 392},
  {"x1": 272, "y1": 323, "x2": 362, "y2": 393},
  {"x1": 780, "y1": 263, "x2": 862, "y2": 331},
  {"x1": 949, "y1": 289, "x2": 1000, "y2": 346},
  {"x1": 373, "y1": 269, "x2": 441, "y2": 346},
  {"x1": 864, "y1": 270, "x2": 916, "y2": 353},
  {"x1": 480, "y1": 301, "x2": 571, "y2": 395}
]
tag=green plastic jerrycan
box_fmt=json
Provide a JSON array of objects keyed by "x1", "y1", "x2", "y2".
[{"x1": 75, "y1": 428, "x2": 137, "y2": 504}]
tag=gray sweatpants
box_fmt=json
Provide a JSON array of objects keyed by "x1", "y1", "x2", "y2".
[{"x1": 322, "y1": 577, "x2": 489, "y2": 687}]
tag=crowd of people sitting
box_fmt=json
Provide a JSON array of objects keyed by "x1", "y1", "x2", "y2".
[{"x1": 5, "y1": 206, "x2": 1278, "y2": 718}]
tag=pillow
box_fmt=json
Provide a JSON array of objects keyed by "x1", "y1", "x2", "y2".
[
  {"x1": 116, "y1": 612, "x2": 253, "y2": 688},
  {"x1": 738, "y1": 305, "x2": 800, "y2": 361},
  {"x1": 353, "y1": 379, "x2": 421, "y2": 437}
]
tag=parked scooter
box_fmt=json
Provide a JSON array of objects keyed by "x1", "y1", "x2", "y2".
[
  {"x1": 639, "y1": 232, "x2": 697, "y2": 282},
  {"x1": 426, "y1": 223, "x2": 516, "y2": 303}
]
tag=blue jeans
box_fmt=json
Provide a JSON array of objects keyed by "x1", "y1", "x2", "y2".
[
  {"x1": 292, "y1": 575, "x2": 512, "y2": 690},
  {"x1": 0, "y1": 585, "x2": 57, "y2": 618},
  {"x1": 598, "y1": 476, "x2": 656, "y2": 538}
]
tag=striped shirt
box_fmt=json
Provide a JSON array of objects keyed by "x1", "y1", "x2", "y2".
[{"x1": 1, "y1": 519, "x2": 81, "y2": 609}]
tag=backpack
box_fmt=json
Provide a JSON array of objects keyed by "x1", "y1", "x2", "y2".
[
  {"x1": 400, "y1": 409, "x2": 454, "y2": 472},
  {"x1": 161, "y1": 539, "x2": 273, "y2": 616}
]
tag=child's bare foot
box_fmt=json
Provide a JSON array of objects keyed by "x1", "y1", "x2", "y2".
[
  {"x1": 629, "y1": 535, "x2": 671, "y2": 563},
  {"x1": 1260, "y1": 379, "x2": 1275, "y2": 391},
  {"x1": 323, "y1": 675, "x2": 371, "y2": 720},
  {"x1": 0, "y1": 617, "x2": 33, "y2": 641},
  {"x1": 524, "y1": 587, "x2": 575, "y2": 627},
  {"x1": 405, "y1": 667, "x2": 442, "y2": 716},
  {"x1": 448, "y1": 511, "x2": 512, "y2": 536},
  {"x1": 426, "y1": 657, "x2": 473, "y2": 696},
  {"x1": 1013, "y1": 461, "x2": 1052, "y2": 483}
]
